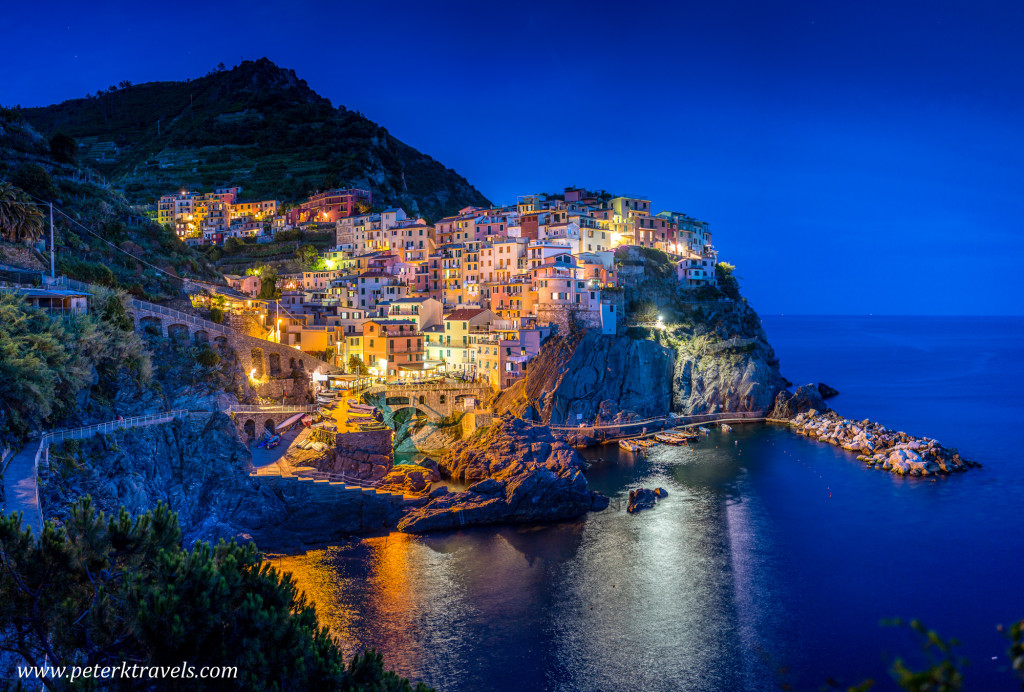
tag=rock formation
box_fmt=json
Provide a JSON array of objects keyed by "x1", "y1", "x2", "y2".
[
  {"x1": 627, "y1": 488, "x2": 658, "y2": 513},
  {"x1": 493, "y1": 302, "x2": 786, "y2": 425},
  {"x1": 785, "y1": 410, "x2": 978, "y2": 476},
  {"x1": 397, "y1": 414, "x2": 609, "y2": 532},
  {"x1": 40, "y1": 413, "x2": 402, "y2": 550}
]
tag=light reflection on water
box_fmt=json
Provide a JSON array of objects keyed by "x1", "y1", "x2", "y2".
[
  {"x1": 269, "y1": 317, "x2": 1024, "y2": 691},
  {"x1": 271, "y1": 430, "x2": 783, "y2": 691}
]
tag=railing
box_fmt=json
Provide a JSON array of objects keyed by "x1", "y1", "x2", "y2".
[
  {"x1": 228, "y1": 405, "x2": 318, "y2": 413},
  {"x1": 538, "y1": 410, "x2": 766, "y2": 431},
  {"x1": 366, "y1": 382, "x2": 491, "y2": 395},
  {"x1": 131, "y1": 299, "x2": 233, "y2": 335},
  {"x1": 291, "y1": 469, "x2": 382, "y2": 488},
  {"x1": 27, "y1": 410, "x2": 194, "y2": 533},
  {"x1": 43, "y1": 410, "x2": 192, "y2": 444}
]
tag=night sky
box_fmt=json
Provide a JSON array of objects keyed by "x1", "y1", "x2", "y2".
[{"x1": 2, "y1": 1, "x2": 1022, "y2": 315}]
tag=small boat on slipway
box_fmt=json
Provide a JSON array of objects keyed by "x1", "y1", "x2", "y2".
[
  {"x1": 655, "y1": 431, "x2": 698, "y2": 445},
  {"x1": 618, "y1": 438, "x2": 657, "y2": 453}
]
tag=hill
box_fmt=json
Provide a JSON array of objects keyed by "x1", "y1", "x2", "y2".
[
  {"x1": 0, "y1": 108, "x2": 222, "y2": 298},
  {"x1": 22, "y1": 58, "x2": 492, "y2": 221}
]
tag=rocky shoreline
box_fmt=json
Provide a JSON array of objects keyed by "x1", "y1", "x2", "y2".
[
  {"x1": 397, "y1": 414, "x2": 609, "y2": 533},
  {"x1": 786, "y1": 409, "x2": 978, "y2": 476}
]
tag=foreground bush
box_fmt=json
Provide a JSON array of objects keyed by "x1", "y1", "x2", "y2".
[{"x1": 0, "y1": 499, "x2": 429, "y2": 691}]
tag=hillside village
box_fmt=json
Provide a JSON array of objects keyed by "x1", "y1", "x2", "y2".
[{"x1": 156, "y1": 185, "x2": 723, "y2": 389}]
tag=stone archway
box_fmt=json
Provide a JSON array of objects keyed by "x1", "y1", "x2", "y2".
[
  {"x1": 251, "y1": 348, "x2": 265, "y2": 378},
  {"x1": 386, "y1": 396, "x2": 411, "y2": 407},
  {"x1": 193, "y1": 329, "x2": 209, "y2": 344},
  {"x1": 289, "y1": 357, "x2": 296, "y2": 370},
  {"x1": 263, "y1": 419, "x2": 276, "y2": 435},
  {"x1": 140, "y1": 316, "x2": 162, "y2": 335},
  {"x1": 268, "y1": 352, "x2": 282, "y2": 377},
  {"x1": 167, "y1": 323, "x2": 189, "y2": 343},
  {"x1": 392, "y1": 406, "x2": 430, "y2": 427},
  {"x1": 244, "y1": 419, "x2": 256, "y2": 439}
]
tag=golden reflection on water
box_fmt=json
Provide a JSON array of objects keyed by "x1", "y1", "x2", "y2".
[{"x1": 269, "y1": 533, "x2": 426, "y2": 660}]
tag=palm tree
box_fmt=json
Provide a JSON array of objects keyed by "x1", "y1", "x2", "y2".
[{"x1": 0, "y1": 181, "x2": 45, "y2": 244}]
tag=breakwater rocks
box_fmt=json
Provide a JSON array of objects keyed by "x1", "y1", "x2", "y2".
[
  {"x1": 397, "y1": 415, "x2": 609, "y2": 532},
  {"x1": 789, "y1": 410, "x2": 978, "y2": 476}
]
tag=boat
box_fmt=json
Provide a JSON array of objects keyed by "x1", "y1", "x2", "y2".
[
  {"x1": 349, "y1": 404, "x2": 377, "y2": 414},
  {"x1": 720, "y1": 424, "x2": 733, "y2": 432},
  {"x1": 698, "y1": 426, "x2": 711, "y2": 435},
  {"x1": 655, "y1": 432, "x2": 695, "y2": 445}
]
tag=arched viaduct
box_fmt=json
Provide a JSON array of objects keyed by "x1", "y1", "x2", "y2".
[
  {"x1": 129, "y1": 299, "x2": 341, "y2": 380},
  {"x1": 366, "y1": 383, "x2": 492, "y2": 422}
]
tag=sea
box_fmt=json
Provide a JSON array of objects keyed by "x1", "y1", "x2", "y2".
[{"x1": 270, "y1": 315, "x2": 1024, "y2": 691}]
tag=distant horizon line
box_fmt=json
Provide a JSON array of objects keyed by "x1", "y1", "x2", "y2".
[{"x1": 759, "y1": 313, "x2": 1024, "y2": 318}]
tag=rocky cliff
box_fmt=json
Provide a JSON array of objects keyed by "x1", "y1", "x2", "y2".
[
  {"x1": 495, "y1": 299, "x2": 785, "y2": 425},
  {"x1": 397, "y1": 415, "x2": 608, "y2": 532},
  {"x1": 40, "y1": 413, "x2": 401, "y2": 550}
]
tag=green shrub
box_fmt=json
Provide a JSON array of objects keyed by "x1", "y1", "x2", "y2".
[
  {"x1": 195, "y1": 345, "x2": 221, "y2": 367},
  {"x1": 209, "y1": 306, "x2": 224, "y2": 323},
  {"x1": 0, "y1": 499, "x2": 431, "y2": 691}
]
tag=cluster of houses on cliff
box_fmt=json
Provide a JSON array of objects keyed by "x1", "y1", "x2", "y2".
[
  {"x1": 177, "y1": 187, "x2": 719, "y2": 390},
  {"x1": 157, "y1": 187, "x2": 371, "y2": 244}
]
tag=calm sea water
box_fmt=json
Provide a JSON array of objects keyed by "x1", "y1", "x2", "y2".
[{"x1": 271, "y1": 316, "x2": 1024, "y2": 691}]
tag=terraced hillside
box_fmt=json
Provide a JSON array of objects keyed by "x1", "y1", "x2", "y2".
[{"x1": 23, "y1": 58, "x2": 491, "y2": 221}]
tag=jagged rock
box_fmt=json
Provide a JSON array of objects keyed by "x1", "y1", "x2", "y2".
[
  {"x1": 627, "y1": 488, "x2": 658, "y2": 513},
  {"x1": 40, "y1": 413, "x2": 403, "y2": 550},
  {"x1": 379, "y1": 463, "x2": 440, "y2": 494},
  {"x1": 492, "y1": 300, "x2": 786, "y2": 423},
  {"x1": 468, "y1": 478, "x2": 503, "y2": 495},
  {"x1": 397, "y1": 414, "x2": 609, "y2": 533},
  {"x1": 817, "y1": 383, "x2": 840, "y2": 399},
  {"x1": 788, "y1": 410, "x2": 972, "y2": 477},
  {"x1": 769, "y1": 390, "x2": 796, "y2": 419},
  {"x1": 791, "y1": 384, "x2": 828, "y2": 414}
]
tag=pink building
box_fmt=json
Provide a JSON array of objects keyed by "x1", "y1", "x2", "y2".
[{"x1": 298, "y1": 188, "x2": 372, "y2": 224}]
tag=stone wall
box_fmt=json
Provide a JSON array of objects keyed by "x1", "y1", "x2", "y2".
[{"x1": 319, "y1": 429, "x2": 395, "y2": 481}]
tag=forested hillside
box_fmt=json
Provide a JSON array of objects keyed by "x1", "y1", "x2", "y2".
[{"x1": 23, "y1": 58, "x2": 491, "y2": 221}]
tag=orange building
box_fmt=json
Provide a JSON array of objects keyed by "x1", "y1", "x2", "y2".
[{"x1": 363, "y1": 319, "x2": 424, "y2": 378}]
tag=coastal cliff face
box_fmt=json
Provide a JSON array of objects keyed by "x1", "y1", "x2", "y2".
[
  {"x1": 494, "y1": 300, "x2": 785, "y2": 424},
  {"x1": 670, "y1": 306, "x2": 787, "y2": 414},
  {"x1": 40, "y1": 413, "x2": 401, "y2": 549},
  {"x1": 398, "y1": 415, "x2": 609, "y2": 532},
  {"x1": 495, "y1": 331, "x2": 675, "y2": 425}
]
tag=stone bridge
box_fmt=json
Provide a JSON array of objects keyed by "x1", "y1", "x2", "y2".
[
  {"x1": 228, "y1": 405, "x2": 318, "y2": 440},
  {"x1": 129, "y1": 299, "x2": 341, "y2": 379},
  {"x1": 365, "y1": 383, "x2": 492, "y2": 422}
]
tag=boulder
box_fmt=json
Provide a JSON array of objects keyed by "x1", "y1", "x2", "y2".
[
  {"x1": 627, "y1": 488, "x2": 658, "y2": 513},
  {"x1": 817, "y1": 383, "x2": 840, "y2": 399},
  {"x1": 791, "y1": 384, "x2": 828, "y2": 414}
]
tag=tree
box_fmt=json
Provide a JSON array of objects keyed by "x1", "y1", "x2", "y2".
[
  {"x1": 296, "y1": 243, "x2": 323, "y2": 269},
  {"x1": 0, "y1": 498, "x2": 430, "y2": 691},
  {"x1": 48, "y1": 133, "x2": 78, "y2": 165},
  {"x1": 11, "y1": 163, "x2": 58, "y2": 201},
  {"x1": 0, "y1": 181, "x2": 45, "y2": 245},
  {"x1": 223, "y1": 236, "x2": 245, "y2": 254},
  {"x1": 256, "y1": 265, "x2": 280, "y2": 300},
  {"x1": 715, "y1": 262, "x2": 741, "y2": 300},
  {"x1": 348, "y1": 355, "x2": 369, "y2": 375}
]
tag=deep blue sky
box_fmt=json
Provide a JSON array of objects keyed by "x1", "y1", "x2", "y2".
[{"x1": 2, "y1": 1, "x2": 1022, "y2": 314}]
